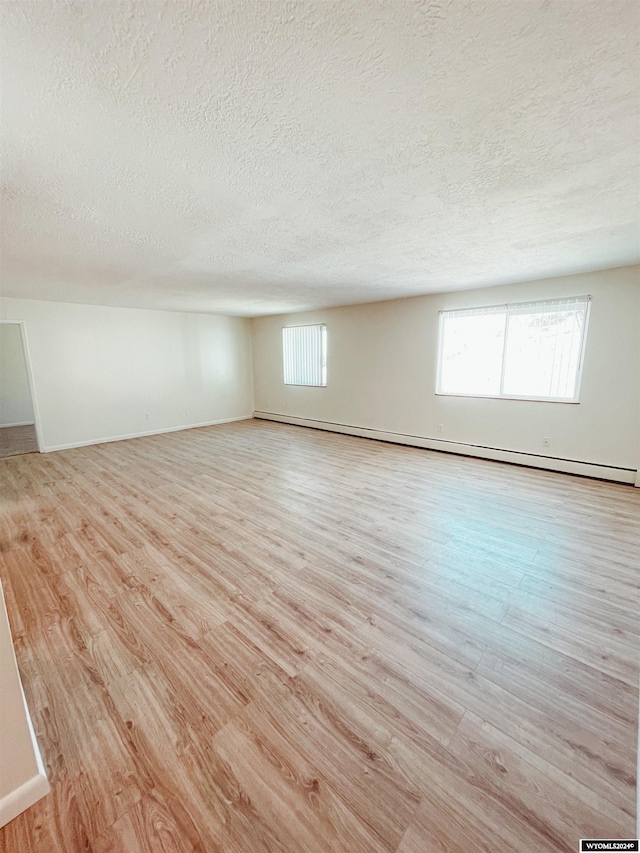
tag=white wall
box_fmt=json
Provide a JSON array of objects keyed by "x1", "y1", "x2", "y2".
[
  {"x1": 252, "y1": 266, "x2": 640, "y2": 482},
  {"x1": 0, "y1": 298, "x2": 254, "y2": 452},
  {"x1": 0, "y1": 324, "x2": 35, "y2": 427}
]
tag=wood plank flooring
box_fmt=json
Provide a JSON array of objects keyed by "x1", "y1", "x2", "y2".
[{"x1": 0, "y1": 419, "x2": 638, "y2": 852}]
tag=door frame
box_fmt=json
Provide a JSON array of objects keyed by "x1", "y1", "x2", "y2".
[{"x1": 0, "y1": 320, "x2": 43, "y2": 452}]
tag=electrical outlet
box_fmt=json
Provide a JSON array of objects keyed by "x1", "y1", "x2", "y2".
[
  {"x1": 185, "y1": 408, "x2": 190, "y2": 416},
  {"x1": 145, "y1": 413, "x2": 150, "y2": 421},
  {"x1": 543, "y1": 436, "x2": 551, "y2": 447},
  {"x1": 438, "y1": 424, "x2": 444, "y2": 434}
]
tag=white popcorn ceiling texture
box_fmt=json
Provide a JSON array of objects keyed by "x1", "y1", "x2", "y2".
[{"x1": 1, "y1": 1, "x2": 638, "y2": 316}]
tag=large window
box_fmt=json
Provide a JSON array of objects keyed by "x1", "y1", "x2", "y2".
[
  {"x1": 437, "y1": 296, "x2": 590, "y2": 402},
  {"x1": 282, "y1": 324, "x2": 327, "y2": 386}
]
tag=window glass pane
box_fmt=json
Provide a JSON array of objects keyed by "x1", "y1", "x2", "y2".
[
  {"x1": 439, "y1": 311, "x2": 506, "y2": 396},
  {"x1": 502, "y1": 303, "x2": 587, "y2": 399}
]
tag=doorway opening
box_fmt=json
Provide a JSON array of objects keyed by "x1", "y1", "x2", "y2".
[{"x1": 0, "y1": 321, "x2": 42, "y2": 458}]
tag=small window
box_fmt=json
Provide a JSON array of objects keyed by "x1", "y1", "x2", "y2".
[
  {"x1": 437, "y1": 297, "x2": 590, "y2": 402},
  {"x1": 282, "y1": 324, "x2": 327, "y2": 386}
]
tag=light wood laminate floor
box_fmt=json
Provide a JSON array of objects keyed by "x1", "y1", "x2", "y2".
[{"x1": 0, "y1": 419, "x2": 638, "y2": 852}]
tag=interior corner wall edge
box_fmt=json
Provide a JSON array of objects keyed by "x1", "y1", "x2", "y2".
[
  {"x1": 0, "y1": 298, "x2": 254, "y2": 451},
  {"x1": 251, "y1": 266, "x2": 640, "y2": 481}
]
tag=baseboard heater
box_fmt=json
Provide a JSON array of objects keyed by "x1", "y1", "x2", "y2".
[{"x1": 253, "y1": 411, "x2": 637, "y2": 485}]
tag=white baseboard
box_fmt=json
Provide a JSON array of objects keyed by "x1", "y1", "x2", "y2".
[
  {"x1": 0, "y1": 772, "x2": 49, "y2": 829},
  {"x1": 254, "y1": 412, "x2": 637, "y2": 485},
  {"x1": 0, "y1": 580, "x2": 50, "y2": 828},
  {"x1": 0, "y1": 421, "x2": 35, "y2": 428},
  {"x1": 42, "y1": 415, "x2": 253, "y2": 453}
]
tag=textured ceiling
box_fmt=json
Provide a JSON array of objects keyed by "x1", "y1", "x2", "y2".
[{"x1": 1, "y1": 1, "x2": 639, "y2": 317}]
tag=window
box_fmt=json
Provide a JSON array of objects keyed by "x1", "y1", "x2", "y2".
[
  {"x1": 437, "y1": 296, "x2": 590, "y2": 402},
  {"x1": 282, "y1": 324, "x2": 327, "y2": 386}
]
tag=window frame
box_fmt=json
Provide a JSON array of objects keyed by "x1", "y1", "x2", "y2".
[
  {"x1": 435, "y1": 296, "x2": 591, "y2": 404},
  {"x1": 282, "y1": 323, "x2": 327, "y2": 387}
]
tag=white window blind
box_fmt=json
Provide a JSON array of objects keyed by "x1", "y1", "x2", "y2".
[
  {"x1": 437, "y1": 296, "x2": 590, "y2": 402},
  {"x1": 282, "y1": 324, "x2": 327, "y2": 386}
]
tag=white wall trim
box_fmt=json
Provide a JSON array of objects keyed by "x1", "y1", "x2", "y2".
[
  {"x1": 42, "y1": 415, "x2": 253, "y2": 453},
  {"x1": 0, "y1": 421, "x2": 35, "y2": 429},
  {"x1": 0, "y1": 580, "x2": 50, "y2": 828},
  {"x1": 0, "y1": 677, "x2": 49, "y2": 828},
  {"x1": 0, "y1": 773, "x2": 50, "y2": 829},
  {"x1": 254, "y1": 411, "x2": 637, "y2": 485}
]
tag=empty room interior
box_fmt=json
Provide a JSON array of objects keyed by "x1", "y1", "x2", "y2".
[{"x1": 1, "y1": 2, "x2": 639, "y2": 852}]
